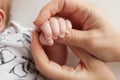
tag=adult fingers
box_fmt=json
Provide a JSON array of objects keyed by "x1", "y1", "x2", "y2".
[
  {"x1": 34, "y1": 0, "x2": 80, "y2": 27},
  {"x1": 69, "y1": 46, "x2": 109, "y2": 73},
  {"x1": 56, "y1": 29, "x2": 94, "y2": 48},
  {"x1": 70, "y1": 46, "x2": 117, "y2": 80},
  {"x1": 32, "y1": 31, "x2": 105, "y2": 80},
  {"x1": 69, "y1": 46, "x2": 96, "y2": 70},
  {"x1": 31, "y1": 31, "x2": 78, "y2": 79}
]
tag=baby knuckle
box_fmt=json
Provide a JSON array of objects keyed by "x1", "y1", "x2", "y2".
[{"x1": 49, "y1": 17, "x2": 57, "y2": 22}]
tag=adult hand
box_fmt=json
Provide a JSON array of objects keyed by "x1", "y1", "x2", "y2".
[
  {"x1": 31, "y1": 31, "x2": 116, "y2": 80},
  {"x1": 34, "y1": 0, "x2": 120, "y2": 62}
]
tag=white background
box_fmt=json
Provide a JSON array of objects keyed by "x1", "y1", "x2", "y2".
[{"x1": 11, "y1": 0, "x2": 120, "y2": 79}]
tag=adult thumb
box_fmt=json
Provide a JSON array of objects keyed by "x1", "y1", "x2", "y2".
[
  {"x1": 56, "y1": 29, "x2": 92, "y2": 48},
  {"x1": 34, "y1": 0, "x2": 64, "y2": 27}
]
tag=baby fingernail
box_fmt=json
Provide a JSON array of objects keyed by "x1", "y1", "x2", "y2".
[
  {"x1": 48, "y1": 40, "x2": 54, "y2": 46},
  {"x1": 53, "y1": 36, "x2": 58, "y2": 39},
  {"x1": 46, "y1": 36, "x2": 52, "y2": 40},
  {"x1": 66, "y1": 30, "x2": 70, "y2": 34},
  {"x1": 59, "y1": 34, "x2": 65, "y2": 38}
]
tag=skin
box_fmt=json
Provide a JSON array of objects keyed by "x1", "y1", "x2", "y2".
[
  {"x1": 31, "y1": 31, "x2": 116, "y2": 80},
  {"x1": 32, "y1": 0, "x2": 120, "y2": 79},
  {"x1": 39, "y1": 17, "x2": 72, "y2": 46},
  {"x1": 0, "y1": 9, "x2": 7, "y2": 32},
  {"x1": 39, "y1": 17, "x2": 72, "y2": 65},
  {"x1": 34, "y1": 0, "x2": 120, "y2": 62}
]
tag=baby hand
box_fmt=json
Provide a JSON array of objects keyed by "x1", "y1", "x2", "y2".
[{"x1": 39, "y1": 17, "x2": 72, "y2": 46}]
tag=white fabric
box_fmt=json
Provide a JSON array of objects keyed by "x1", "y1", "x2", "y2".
[{"x1": 0, "y1": 21, "x2": 43, "y2": 80}]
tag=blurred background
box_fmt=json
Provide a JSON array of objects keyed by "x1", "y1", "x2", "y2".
[{"x1": 11, "y1": 0, "x2": 120, "y2": 79}]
